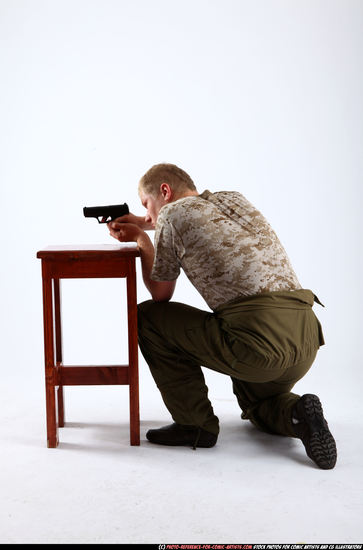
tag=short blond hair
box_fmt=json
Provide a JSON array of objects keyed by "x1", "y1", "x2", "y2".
[{"x1": 139, "y1": 163, "x2": 196, "y2": 197}]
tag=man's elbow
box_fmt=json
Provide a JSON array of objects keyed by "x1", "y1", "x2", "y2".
[
  {"x1": 150, "y1": 281, "x2": 176, "y2": 302},
  {"x1": 152, "y1": 294, "x2": 172, "y2": 303}
]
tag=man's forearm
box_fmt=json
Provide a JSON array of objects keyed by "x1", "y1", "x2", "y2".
[
  {"x1": 136, "y1": 232, "x2": 156, "y2": 293},
  {"x1": 137, "y1": 232, "x2": 175, "y2": 301}
]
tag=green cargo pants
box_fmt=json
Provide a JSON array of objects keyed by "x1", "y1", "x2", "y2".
[{"x1": 137, "y1": 289, "x2": 325, "y2": 438}]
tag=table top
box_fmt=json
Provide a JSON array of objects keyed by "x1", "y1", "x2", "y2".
[{"x1": 37, "y1": 244, "x2": 140, "y2": 259}]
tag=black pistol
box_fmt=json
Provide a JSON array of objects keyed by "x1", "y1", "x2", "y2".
[{"x1": 83, "y1": 203, "x2": 129, "y2": 224}]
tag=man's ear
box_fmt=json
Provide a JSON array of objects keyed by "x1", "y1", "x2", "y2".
[{"x1": 160, "y1": 183, "x2": 172, "y2": 202}]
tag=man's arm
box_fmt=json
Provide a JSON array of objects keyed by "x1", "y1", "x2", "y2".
[
  {"x1": 108, "y1": 221, "x2": 176, "y2": 302},
  {"x1": 112, "y1": 213, "x2": 153, "y2": 231},
  {"x1": 136, "y1": 231, "x2": 176, "y2": 301}
]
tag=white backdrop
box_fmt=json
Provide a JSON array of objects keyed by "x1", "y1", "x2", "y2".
[{"x1": 0, "y1": 0, "x2": 362, "y2": 411}]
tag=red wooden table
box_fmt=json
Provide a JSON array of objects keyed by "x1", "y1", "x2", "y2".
[{"x1": 37, "y1": 244, "x2": 140, "y2": 448}]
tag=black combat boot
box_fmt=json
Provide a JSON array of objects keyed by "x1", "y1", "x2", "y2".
[
  {"x1": 146, "y1": 423, "x2": 217, "y2": 449},
  {"x1": 292, "y1": 394, "x2": 337, "y2": 469}
]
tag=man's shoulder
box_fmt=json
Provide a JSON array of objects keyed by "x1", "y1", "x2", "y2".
[
  {"x1": 200, "y1": 189, "x2": 244, "y2": 201},
  {"x1": 158, "y1": 194, "x2": 212, "y2": 221},
  {"x1": 156, "y1": 190, "x2": 254, "y2": 235},
  {"x1": 160, "y1": 190, "x2": 246, "y2": 218}
]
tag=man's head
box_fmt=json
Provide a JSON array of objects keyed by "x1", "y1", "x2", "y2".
[{"x1": 138, "y1": 163, "x2": 198, "y2": 227}]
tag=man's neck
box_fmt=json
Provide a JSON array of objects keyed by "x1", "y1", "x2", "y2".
[{"x1": 174, "y1": 189, "x2": 199, "y2": 200}]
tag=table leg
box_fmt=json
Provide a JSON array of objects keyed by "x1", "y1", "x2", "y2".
[
  {"x1": 53, "y1": 278, "x2": 64, "y2": 427},
  {"x1": 127, "y1": 261, "x2": 140, "y2": 445},
  {"x1": 41, "y1": 263, "x2": 58, "y2": 448}
]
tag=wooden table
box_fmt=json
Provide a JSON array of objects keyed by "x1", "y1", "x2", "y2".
[{"x1": 37, "y1": 244, "x2": 140, "y2": 448}]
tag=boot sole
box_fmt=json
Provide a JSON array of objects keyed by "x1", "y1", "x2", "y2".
[
  {"x1": 299, "y1": 394, "x2": 337, "y2": 470},
  {"x1": 146, "y1": 437, "x2": 216, "y2": 448},
  {"x1": 146, "y1": 425, "x2": 217, "y2": 448}
]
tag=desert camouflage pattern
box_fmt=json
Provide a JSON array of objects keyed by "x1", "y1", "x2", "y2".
[{"x1": 151, "y1": 189, "x2": 302, "y2": 310}]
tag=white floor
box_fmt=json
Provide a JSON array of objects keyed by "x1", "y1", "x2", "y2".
[{"x1": 1, "y1": 367, "x2": 362, "y2": 545}]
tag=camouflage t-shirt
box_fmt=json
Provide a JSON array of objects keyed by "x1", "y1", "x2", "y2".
[{"x1": 151, "y1": 189, "x2": 302, "y2": 310}]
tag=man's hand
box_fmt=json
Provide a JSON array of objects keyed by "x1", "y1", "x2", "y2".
[{"x1": 108, "y1": 221, "x2": 142, "y2": 244}]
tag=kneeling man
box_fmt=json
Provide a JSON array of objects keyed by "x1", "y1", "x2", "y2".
[{"x1": 108, "y1": 163, "x2": 337, "y2": 469}]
